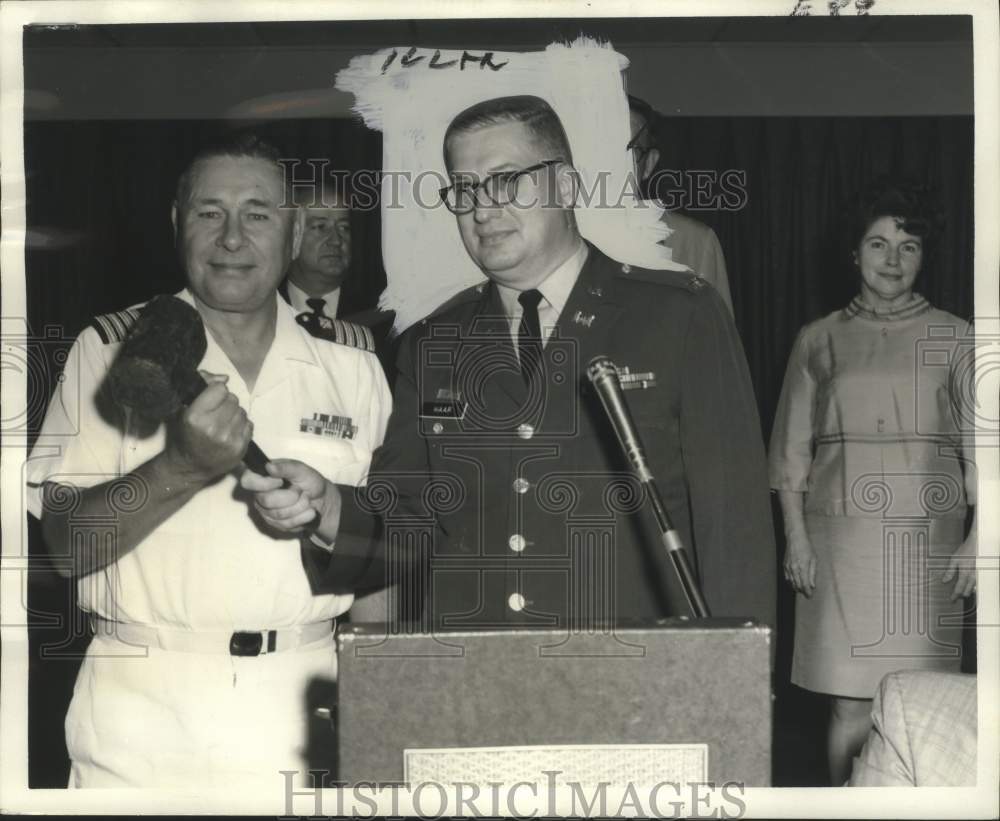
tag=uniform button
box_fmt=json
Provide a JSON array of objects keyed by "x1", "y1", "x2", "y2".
[
  {"x1": 508, "y1": 593, "x2": 526, "y2": 612},
  {"x1": 508, "y1": 534, "x2": 527, "y2": 553},
  {"x1": 512, "y1": 477, "x2": 531, "y2": 494},
  {"x1": 517, "y1": 423, "x2": 535, "y2": 439},
  {"x1": 432, "y1": 422, "x2": 444, "y2": 434},
  {"x1": 877, "y1": 417, "x2": 885, "y2": 432},
  {"x1": 881, "y1": 327, "x2": 888, "y2": 337}
]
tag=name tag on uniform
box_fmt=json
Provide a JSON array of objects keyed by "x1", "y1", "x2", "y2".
[
  {"x1": 420, "y1": 388, "x2": 467, "y2": 420},
  {"x1": 420, "y1": 401, "x2": 467, "y2": 419},
  {"x1": 300, "y1": 413, "x2": 357, "y2": 439}
]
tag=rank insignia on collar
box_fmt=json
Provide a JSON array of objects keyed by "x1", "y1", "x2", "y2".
[
  {"x1": 617, "y1": 366, "x2": 657, "y2": 391},
  {"x1": 587, "y1": 286, "x2": 604, "y2": 297},
  {"x1": 300, "y1": 413, "x2": 357, "y2": 439},
  {"x1": 573, "y1": 311, "x2": 595, "y2": 328}
]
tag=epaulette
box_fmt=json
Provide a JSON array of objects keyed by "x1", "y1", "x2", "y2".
[
  {"x1": 296, "y1": 313, "x2": 375, "y2": 353},
  {"x1": 616, "y1": 262, "x2": 707, "y2": 295},
  {"x1": 420, "y1": 281, "x2": 489, "y2": 324},
  {"x1": 89, "y1": 305, "x2": 143, "y2": 344}
]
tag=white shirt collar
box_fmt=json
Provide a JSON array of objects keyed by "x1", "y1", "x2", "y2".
[
  {"x1": 285, "y1": 278, "x2": 341, "y2": 318},
  {"x1": 496, "y1": 240, "x2": 589, "y2": 324},
  {"x1": 176, "y1": 287, "x2": 317, "y2": 371}
]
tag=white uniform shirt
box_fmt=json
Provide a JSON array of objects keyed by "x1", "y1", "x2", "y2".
[
  {"x1": 285, "y1": 278, "x2": 341, "y2": 318},
  {"x1": 26, "y1": 290, "x2": 391, "y2": 631}
]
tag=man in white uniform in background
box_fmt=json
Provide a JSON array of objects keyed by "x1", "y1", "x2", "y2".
[{"x1": 25, "y1": 134, "x2": 390, "y2": 787}]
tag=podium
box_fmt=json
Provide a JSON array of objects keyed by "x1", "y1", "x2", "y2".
[{"x1": 336, "y1": 620, "x2": 771, "y2": 787}]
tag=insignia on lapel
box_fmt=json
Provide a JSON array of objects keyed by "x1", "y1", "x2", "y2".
[
  {"x1": 620, "y1": 263, "x2": 632, "y2": 274},
  {"x1": 686, "y1": 275, "x2": 707, "y2": 292},
  {"x1": 617, "y1": 366, "x2": 657, "y2": 391},
  {"x1": 300, "y1": 413, "x2": 357, "y2": 439},
  {"x1": 587, "y1": 286, "x2": 604, "y2": 297},
  {"x1": 573, "y1": 311, "x2": 595, "y2": 328}
]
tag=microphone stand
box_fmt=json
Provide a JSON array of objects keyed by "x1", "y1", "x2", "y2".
[
  {"x1": 586, "y1": 356, "x2": 711, "y2": 619},
  {"x1": 641, "y1": 476, "x2": 711, "y2": 619}
]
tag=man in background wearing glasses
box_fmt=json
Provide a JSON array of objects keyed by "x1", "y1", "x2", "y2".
[
  {"x1": 245, "y1": 95, "x2": 775, "y2": 637},
  {"x1": 628, "y1": 95, "x2": 734, "y2": 316}
]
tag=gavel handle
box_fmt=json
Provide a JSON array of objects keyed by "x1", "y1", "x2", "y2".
[
  {"x1": 242, "y1": 440, "x2": 291, "y2": 489},
  {"x1": 181, "y1": 374, "x2": 289, "y2": 488}
]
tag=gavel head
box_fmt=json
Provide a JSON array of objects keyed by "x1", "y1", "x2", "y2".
[{"x1": 107, "y1": 294, "x2": 208, "y2": 421}]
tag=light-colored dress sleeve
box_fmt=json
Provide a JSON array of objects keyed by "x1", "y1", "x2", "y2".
[
  {"x1": 769, "y1": 326, "x2": 817, "y2": 493},
  {"x1": 948, "y1": 319, "x2": 978, "y2": 506}
]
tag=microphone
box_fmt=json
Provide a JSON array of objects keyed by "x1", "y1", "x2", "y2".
[
  {"x1": 107, "y1": 294, "x2": 274, "y2": 476},
  {"x1": 586, "y1": 355, "x2": 711, "y2": 618},
  {"x1": 586, "y1": 356, "x2": 653, "y2": 483}
]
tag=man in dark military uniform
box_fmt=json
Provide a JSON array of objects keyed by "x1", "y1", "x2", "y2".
[{"x1": 247, "y1": 95, "x2": 775, "y2": 635}]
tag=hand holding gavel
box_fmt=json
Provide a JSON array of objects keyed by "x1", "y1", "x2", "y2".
[{"x1": 107, "y1": 294, "x2": 276, "y2": 479}]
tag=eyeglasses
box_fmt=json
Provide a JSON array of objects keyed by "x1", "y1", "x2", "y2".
[
  {"x1": 626, "y1": 120, "x2": 653, "y2": 167},
  {"x1": 439, "y1": 159, "x2": 564, "y2": 215}
]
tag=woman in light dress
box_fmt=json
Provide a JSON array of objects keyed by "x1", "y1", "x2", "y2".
[{"x1": 769, "y1": 179, "x2": 977, "y2": 785}]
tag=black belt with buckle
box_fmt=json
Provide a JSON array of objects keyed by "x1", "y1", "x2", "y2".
[{"x1": 229, "y1": 630, "x2": 277, "y2": 657}]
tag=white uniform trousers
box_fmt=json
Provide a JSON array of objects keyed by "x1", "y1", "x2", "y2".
[{"x1": 65, "y1": 632, "x2": 337, "y2": 788}]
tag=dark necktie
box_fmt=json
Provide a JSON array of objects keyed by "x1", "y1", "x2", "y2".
[
  {"x1": 305, "y1": 297, "x2": 327, "y2": 318},
  {"x1": 517, "y1": 289, "x2": 544, "y2": 385}
]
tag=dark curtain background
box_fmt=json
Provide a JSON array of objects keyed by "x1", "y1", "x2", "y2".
[
  {"x1": 23, "y1": 117, "x2": 385, "y2": 346},
  {"x1": 24, "y1": 114, "x2": 974, "y2": 787},
  {"x1": 652, "y1": 116, "x2": 974, "y2": 431}
]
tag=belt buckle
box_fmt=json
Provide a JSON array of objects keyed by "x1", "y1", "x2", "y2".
[{"x1": 229, "y1": 631, "x2": 263, "y2": 657}]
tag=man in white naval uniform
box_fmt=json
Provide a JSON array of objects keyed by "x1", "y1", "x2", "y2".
[{"x1": 25, "y1": 134, "x2": 391, "y2": 787}]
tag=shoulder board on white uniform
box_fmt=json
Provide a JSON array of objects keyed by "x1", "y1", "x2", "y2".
[
  {"x1": 616, "y1": 262, "x2": 708, "y2": 295},
  {"x1": 296, "y1": 312, "x2": 375, "y2": 353},
  {"x1": 89, "y1": 304, "x2": 144, "y2": 344}
]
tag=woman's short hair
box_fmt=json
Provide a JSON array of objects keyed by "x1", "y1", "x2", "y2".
[{"x1": 847, "y1": 177, "x2": 945, "y2": 256}]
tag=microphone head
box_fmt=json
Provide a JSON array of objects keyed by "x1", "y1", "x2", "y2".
[
  {"x1": 108, "y1": 295, "x2": 207, "y2": 420},
  {"x1": 586, "y1": 355, "x2": 619, "y2": 386}
]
